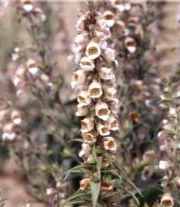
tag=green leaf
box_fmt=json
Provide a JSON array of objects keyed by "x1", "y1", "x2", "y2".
[{"x1": 91, "y1": 182, "x2": 101, "y2": 207}]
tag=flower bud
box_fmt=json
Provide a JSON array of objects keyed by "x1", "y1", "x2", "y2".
[
  {"x1": 71, "y1": 70, "x2": 86, "y2": 89},
  {"x1": 80, "y1": 57, "x2": 95, "y2": 71},
  {"x1": 80, "y1": 178, "x2": 91, "y2": 191},
  {"x1": 85, "y1": 41, "x2": 101, "y2": 60},
  {"x1": 95, "y1": 102, "x2": 110, "y2": 121},
  {"x1": 88, "y1": 80, "x2": 103, "y2": 99},
  {"x1": 103, "y1": 137, "x2": 117, "y2": 152},
  {"x1": 79, "y1": 143, "x2": 91, "y2": 158},
  {"x1": 81, "y1": 117, "x2": 94, "y2": 133}
]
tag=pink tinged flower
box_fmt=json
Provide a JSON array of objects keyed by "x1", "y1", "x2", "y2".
[
  {"x1": 104, "y1": 87, "x2": 117, "y2": 100},
  {"x1": 81, "y1": 117, "x2": 94, "y2": 133},
  {"x1": 109, "y1": 116, "x2": 119, "y2": 131},
  {"x1": 71, "y1": 70, "x2": 86, "y2": 89},
  {"x1": 97, "y1": 123, "x2": 110, "y2": 136},
  {"x1": 79, "y1": 56, "x2": 95, "y2": 71},
  {"x1": 79, "y1": 143, "x2": 91, "y2": 158},
  {"x1": 88, "y1": 80, "x2": 103, "y2": 99},
  {"x1": 85, "y1": 41, "x2": 101, "y2": 60},
  {"x1": 95, "y1": 102, "x2": 110, "y2": 121},
  {"x1": 77, "y1": 90, "x2": 91, "y2": 106},
  {"x1": 103, "y1": 137, "x2": 117, "y2": 152},
  {"x1": 82, "y1": 131, "x2": 97, "y2": 144},
  {"x1": 124, "y1": 37, "x2": 137, "y2": 54}
]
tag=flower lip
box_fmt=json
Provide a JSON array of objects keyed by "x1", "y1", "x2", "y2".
[{"x1": 80, "y1": 56, "x2": 95, "y2": 71}]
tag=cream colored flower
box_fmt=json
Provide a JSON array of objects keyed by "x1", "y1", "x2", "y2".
[
  {"x1": 76, "y1": 104, "x2": 89, "y2": 117},
  {"x1": 88, "y1": 80, "x2": 103, "y2": 99},
  {"x1": 81, "y1": 117, "x2": 94, "y2": 133},
  {"x1": 97, "y1": 123, "x2": 110, "y2": 136},
  {"x1": 85, "y1": 41, "x2": 101, "y2": 60},
  {"x1": 71, "y1": 70, "x2": 86, "y2": 89},
  {"x1": 77, "y1": 90, "x2": 91, "y2": 106},
  {"x1": 95, "y1": 102, "x2": 110, "y2": 121},
  {"x1": 82, "y1": 131, "x2": 97, "y2": 144},
  {"x1": 109, "y1": 116, "x2": 119, "y2": 131},
  {"x1": 99, "y1": 67, "x2": 115, "y2": 80},
  {"x1": 124, "y1": 37, "x2": 136, "y2": 54},
  {"x1": 103, "y1": 137, "x2": 117, "y2": 152},
  {"x1": 79, "y1": 143, "x2": 91, "y2": 158},
  {"x1": 80, "y1": 178, "x2": 91, "y2": 191},
  {"x1": 160, "y1": 193, "x2": 174, "y2": 207},
  {"x1": 80, "y1": 56, "x2": 95, "y2": 71}
]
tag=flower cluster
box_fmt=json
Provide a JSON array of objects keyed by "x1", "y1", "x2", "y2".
[
  {"x1": 72, "y1": 0, "x2": 122, "y2": 195},
  {"x1": 158, "y1": 82, "x2": 180, "y2": 207},
  {"x1": 12, "y1": 58, "x2": 54, "y2": 98},
  {"x1": 0, "y1": 107, "x2": 22, "y2": 142}
]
